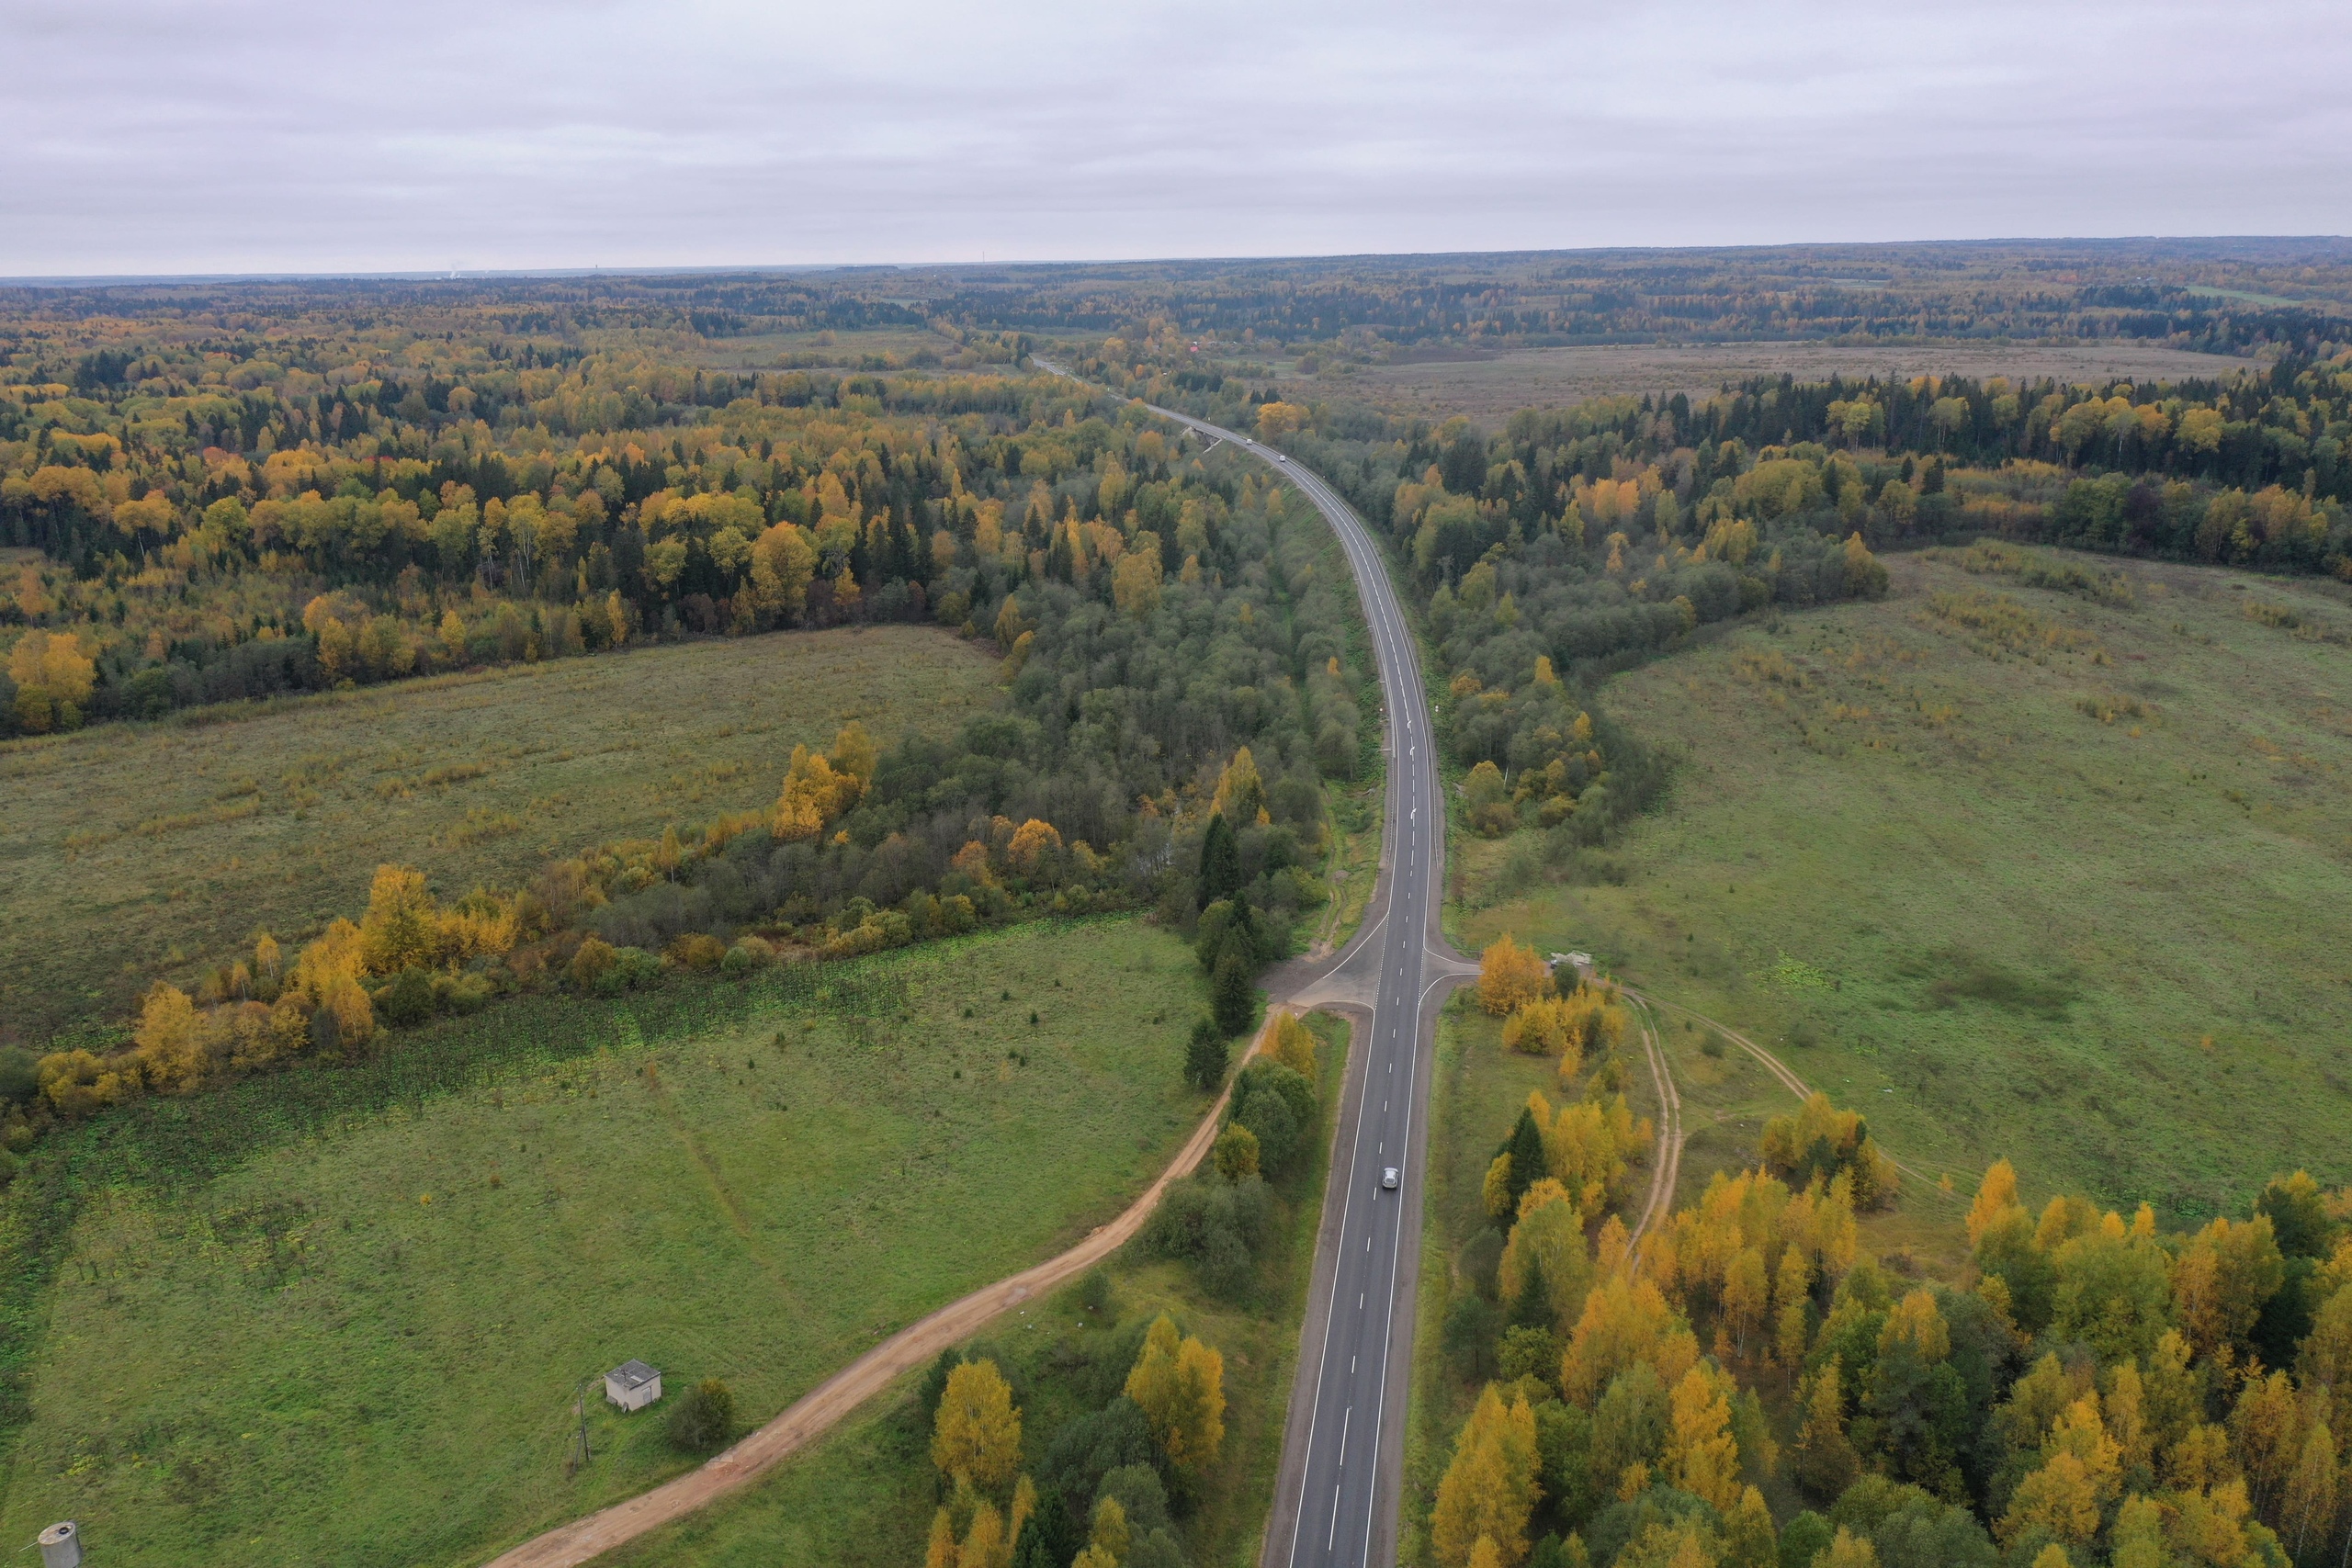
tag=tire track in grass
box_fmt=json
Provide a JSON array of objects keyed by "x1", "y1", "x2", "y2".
[
  {"x1": 1621, "y1": 986, "x2": 1970, "y2": 1208},
  {"x1": 1623, "y1": 992, "x2": 1685, "y2": 1266}
]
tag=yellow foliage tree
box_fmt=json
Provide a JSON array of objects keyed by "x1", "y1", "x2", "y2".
[
  {"x1": 932, "y1": 1359, "x2": 1022, "y2": 1491},
  {"x1": 1483, "y1": 1153, "x2": 1516, "y2": 1222},
  {"x1": 1967, "y1": 1157, "x2": 2023, "y2": 1245},
  {"x1": 1821, "y1": 1528, "x2": 1882, "y2": 1568},
  {"x1": 1007, "y1": 818, "x2": 1063, "y2": 874},
  {"x1": 1125, "y1": 1315, "x2": 1226, "y2": 1474},
  {"x1": 1088, "y1": 1494, "x2": 1129, "y2": 1561},
  {"x1": 1256, "y1": 401, "x2": 1308, "y2": 437},
  {"x1": 1266, "y1": 1011, "x2": 1318, "y2": 1077},
  {"x1": 1213, "y1": 1122, "x2": 1261, "y2": 1181},
  {"x1": 1112, "y1": 551, "x2": 1163, "y2": 620},
  {"x1": 1479, "y1": 935, "x2": 1551, "y2": 1016},
  {"x1": 748, "y1": 520, "x2": 817, "y2": 620},
  {"x1": 359, "y1": 863, "x2": 444, "y2": 974},
  {"x1": 1562, "y1": 1272, "x2": 1697, "y2": 1408},
  {"x1": 1533, "y1": 1091, "x2": 1650, "y2": 1221},
  {"x1": 8, "y1": 629, "x2": 96, "y2": 704},
  {"x1": 1793, "y1": 1359, "x2": 1860, "y2": 1498},
  {"x1": 1879, "y1": 1290, "x2": 1951, "y2": 1362},
  {"x1": 1429, "y1": 1382, "x2": 1541, "y2": 1568},
  {"x1": 1212, "y1": 747, "x2": 1269, "y2": 825},
  {"x1": 958, "y1": 1502, "x2": 1007, "y2": 1568},
  {"x1": 1501, "y1": 996, "x2": 1580, "y2": 1059},
  {"x1": 2172, "y1": 1214, "x2": 2286, "y2": 1359},
  {"x1": 1665, "y1": 1361, "x2": 1744, "y2": 1513},
  {"x1": 133, "y1": 984, "x2": 209, "y2": 1094}
]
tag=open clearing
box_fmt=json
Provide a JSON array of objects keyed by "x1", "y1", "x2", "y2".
[
  {"x1": 1325, "y1": 340, "x2": 2263, "y2": 423},
  {"x1": 1453, "y1": 551, "x2": 2352, "y2": 1220},
  {"x1": 600, "y1": 1015, "x2": 1351, "y2": 1568},
  {"x1": 0, "y1": 624, "x2": 996, "y2": 1041},
  {"x1": 0, "y1": 919, "x2": 1205, "y2": 1568}
]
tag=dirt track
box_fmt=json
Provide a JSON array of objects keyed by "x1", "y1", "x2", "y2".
[
  {"x1": 478, "y1": 1016, "x2": 1292, "y2": 1568},
  {"x1": 1623, "y1": 991, "x2": 1686, "y2": 1263},
  {"x1": 1622, "y1": 987, "x2": 1969, "y2": 1209}
]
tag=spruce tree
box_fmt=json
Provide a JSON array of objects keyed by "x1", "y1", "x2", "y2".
[
  {"x1": 1503, "y1": 1107, "x2": 1546, "y2": 1217},
  {"x1": 1212, "y1": 948, "x2": 1256, "y2": 1037},
  {"x1": 1198, "y1": 812, "x2": 1242, "y2": 908},
  {"x1": 1184, "y1": 1017, "x2": 1227, "y2": 1089}
]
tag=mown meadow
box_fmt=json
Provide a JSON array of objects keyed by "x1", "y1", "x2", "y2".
[
  {"x1": 1453, "y1": 547, "x2": 2352, "y2": 1219},
  {"x1": 0, "y1": 919, "x2": 1210, "y2": 1567},
  {"x1": 0, "y1": 623, "x2": 995, "y2": 1040}
]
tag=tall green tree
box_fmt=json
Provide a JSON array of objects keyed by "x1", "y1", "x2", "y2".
[
  {"x1": 1198, "y1": 812, "x2": 1242, "y2": 908},
  {"x1": 1184, "y1": 1017, "x2": 1228, "y2": 1090},
  {"x1": 1212, "y1": 949, "x2": 1255, "y2": 1037}
]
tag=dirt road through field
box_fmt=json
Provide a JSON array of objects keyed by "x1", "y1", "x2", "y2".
[{"x1": 481, "y1": 1028, "x2": 1263, "y2": 1568}]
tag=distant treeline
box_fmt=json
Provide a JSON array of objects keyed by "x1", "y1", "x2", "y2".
[{"x1": 905, "y1": 239, "x2": 2352, "y2": 357}]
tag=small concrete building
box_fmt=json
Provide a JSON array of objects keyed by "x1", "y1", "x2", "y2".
[{"x1": 605, "y1": 1359, "x2": 662, "y2": 1413}]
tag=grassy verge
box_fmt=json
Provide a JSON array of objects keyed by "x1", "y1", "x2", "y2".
[
  {"x1": 604, "y1": 1012, "x2": 1354, "y2": 1568},
  {"x1": 0, "y1": 623, "x2": 997, "y2": 1041},
  {"x1": 1309, "y1": 769, "x2": 1385, "y2": 957},
  {"x1": 0, "y1": 919, "x2": 1204, "y2": 1568},
  {"x1": 1453, "y1": 548, "x2": 2352, "y2": 1220}
]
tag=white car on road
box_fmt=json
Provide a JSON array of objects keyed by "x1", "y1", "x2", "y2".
[{"x1": 1381, "y1": 1167, "x2": 1399, "y2": 1190}]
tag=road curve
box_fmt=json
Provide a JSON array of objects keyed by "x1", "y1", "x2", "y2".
[
  {"x1": 1117, "y1": 403, "x2": 1469, "y2": 1568},
  {"x1": 483, "y1": 385, "x2": 1464, "y2": 1568}
]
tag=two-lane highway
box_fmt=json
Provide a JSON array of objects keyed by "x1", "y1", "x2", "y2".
[{"x1": 1132, "y1": 406, "x2": 1463, "y2": 1568}]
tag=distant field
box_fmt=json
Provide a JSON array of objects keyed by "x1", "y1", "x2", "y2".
[
  {"x1": 1453, "y1": 551, "x2": 2352, "y2": 1220},
  {"x1": 605, "y1": 1014, "x2": 1351, "y2": 1568},
  {"x1": 0, "y1": 920, "x2": 1209, "y2": 1568},
  {"x1": 0, "y1": 624, "x2": 996, "y2": 1041},
  {"x1": 1326, "y1": 340, "x2": 2262, "y2": 423}
]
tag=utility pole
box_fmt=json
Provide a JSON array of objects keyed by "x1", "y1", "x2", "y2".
[{"x1": 571, "y1": 1375, "x2": 595, "y2": 1473}]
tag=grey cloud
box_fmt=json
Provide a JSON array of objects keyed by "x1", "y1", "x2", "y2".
[{"x1": 0, "y1": 0, "x2": 2345, "y2": 275}]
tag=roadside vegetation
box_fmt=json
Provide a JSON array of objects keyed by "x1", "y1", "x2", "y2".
[
  {"x1": 597, "y1": 1013, "x2": 1351, "y2": 1568},
  {"x1": 1402, "y1": 949, "x2": 1666, "y2": 1567},
  {"x1": 0, "y1": 921, "x2": 1216, "y2": 1567}
]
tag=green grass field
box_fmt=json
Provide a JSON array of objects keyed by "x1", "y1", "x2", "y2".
[
  {"x1": 603, "y1": 1014, "x2": 1354, "y2": 1568},
  {"x1": 0, "y1": 624, "x2": 996, "y2": 1041},
  {"x1": 1453, "y1": 548, "x2": 2352, "y2": 1221},
  {"x1": 0, "y1": 919, "x2": 1210, "y2": 1568}
]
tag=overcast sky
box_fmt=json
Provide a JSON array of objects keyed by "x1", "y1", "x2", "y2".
[{"x1": 4, "y1": 0, "x2": 2346, "y2": 277}]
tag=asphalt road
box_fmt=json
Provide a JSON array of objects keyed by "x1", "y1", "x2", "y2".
[{"x1": 1128, "y1": 406, "x2": 1458, "y2": 1568}]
